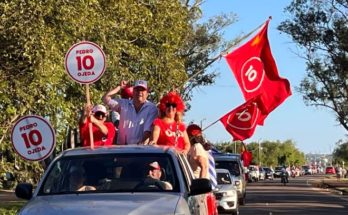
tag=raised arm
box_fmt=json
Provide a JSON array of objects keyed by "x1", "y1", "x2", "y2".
[{"x1": 102, "y1": 80, "x2": 128, "y2": 105}]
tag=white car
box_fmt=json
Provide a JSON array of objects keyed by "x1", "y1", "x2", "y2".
[
  {"x1": 15, "y1": 145, "x2": 212, "y2": 215},
  {"x1": 214, "y1": 168, "x2": 239, "y2": 215}
]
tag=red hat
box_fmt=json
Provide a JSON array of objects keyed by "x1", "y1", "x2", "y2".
[
  {"x1": 158, "y1": 91, "x2": 185, "y2": 113},
  {"x1": 120, "y1": 86, "x2": 133, "y2": 99},
  {"x1": 186, "y1": 124, "x2": 202, "y2": 137},
  {"x1": 149, "y1": 161, "x2": 161, "y2": 170}
]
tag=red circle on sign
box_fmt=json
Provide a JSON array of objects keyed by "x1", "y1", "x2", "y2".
[
  {"x1": 64, "y1": 41, "x2": 106, "y2": 84},
  {"x1": 11, "y1": 115, "x2": 56, "y2": 161},
  {"x1": 240, "y1": 57, "x2": 265, "y2": 93}
]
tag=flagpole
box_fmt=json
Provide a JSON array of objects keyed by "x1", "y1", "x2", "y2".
[
  {"x1": 202, "y1": 118, "x2": 220, "y2": 132},
  {"x1": 183, "y1": 17, "x2": 271, "y2": 87}
]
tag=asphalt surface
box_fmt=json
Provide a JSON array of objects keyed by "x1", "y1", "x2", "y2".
[{"x1": 238, "y1": 175, "x2": 348, "y2": 215}]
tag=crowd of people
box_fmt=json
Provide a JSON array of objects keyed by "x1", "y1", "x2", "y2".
[{"x1": 78, "y1": 79, "x2": 212, "y2": 178}]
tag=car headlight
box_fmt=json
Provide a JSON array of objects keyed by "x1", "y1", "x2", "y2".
[
  {"x1": 222, "y1": 191, "x2": 235, "y2": 197},
  {"x1": 235, "y1": 181, "x2": 240, "y2": 186}
]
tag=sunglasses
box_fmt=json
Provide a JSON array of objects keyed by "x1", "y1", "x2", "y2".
[
  {"x1": 165, "y1": 103, "x2": 177, "y2": 108},
  {"x1": 94, "y1": 112, "x2": 106, "y2": 118}
]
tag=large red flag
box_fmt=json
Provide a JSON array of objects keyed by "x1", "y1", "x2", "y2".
[
  {"x1": 219, "y1": 96, "x2": 265, "y2": 141},
  {"x1": 225, "y1": 19, "x2": 291, "y2": 125}
]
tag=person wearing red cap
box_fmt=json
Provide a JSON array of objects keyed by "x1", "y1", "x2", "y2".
[
  {"x1": 149, "y1": 91, "x2": 190, "y2": 154},
  {"x1": 136, "y1": 161, "x2": 172, "y2": 190},
  {"x1": 79, "y1": 104, "x2": 115, "y2": 147},
  {"x1": 102, "y1": 80, "x2": 158, "y2": 145}
]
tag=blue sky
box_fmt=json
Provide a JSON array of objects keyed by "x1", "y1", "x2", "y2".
[{"x1": 185, "y1": 0, "x2": 347, "y2": 154}]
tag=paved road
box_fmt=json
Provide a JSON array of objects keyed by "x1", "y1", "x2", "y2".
[{"x1": 238, "y1": 175, "x2": 348, "y2": 215}]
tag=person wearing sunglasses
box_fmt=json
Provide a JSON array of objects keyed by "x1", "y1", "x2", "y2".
[
  {"x1": 149, "y1": 91, "x2": 190, "y2": 154},
  {"x1": 79, "y1": 104, "x2": 115, "y2": 147}
]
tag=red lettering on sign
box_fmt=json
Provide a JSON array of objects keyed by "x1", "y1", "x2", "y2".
[
  {"x1": 76, "y1": 49, "x2": 93, "y2": 54},
  {"x1": 21, "y1": 129, "x2": 43, "y2": 148},
  {"x1": 27, "y1": 145, "x2": 46, "y2": 155},
  {"x1": 78, "y1": 71, "x2": 95, "y2": 76},
  {"x1": 19, "y1": 123, "x2": 38, "y2": 132}
]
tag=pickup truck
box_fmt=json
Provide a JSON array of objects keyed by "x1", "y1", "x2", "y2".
[{"x1": 15, "y1": 145, "x2": 212, "y2": 215}]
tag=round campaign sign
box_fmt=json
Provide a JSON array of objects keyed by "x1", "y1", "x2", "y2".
[
  {"x1": 64, "y1": 41, "x2": 106, "y2": 84},
  {"x1": 240, "y1": 57, "x2": 265, "y2": 93},
  {"x1": 11, "y1": 115, "x2": 56, "y2": 161}
]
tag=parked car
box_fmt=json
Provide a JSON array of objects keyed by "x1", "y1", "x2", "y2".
[
  {"x1": 258, "y1": 167, "x2": 266, "y2": 180},
  {"x1": 325, "y1": 166, "x2": 336, "y2": 174},
  {"x1": 263, "y1": 167, "x2": 274, "y2": 180},
  {"x1": 213, "y1": 153, "x2": 246, "y2": 205},
  {"x1": 302, "y1": 165, "x2": 312, "y2": 175},
  {"x1": 273, "y1": 166, "x2": 283, "y2": 178},
  {"x1": 214, "y1": 169, "x2": 239, "y2": 215},
  {"x1": 248, "y1": 165, "x2": 259, "y2": 182},
  {"x1": 15, "y1": 145, "x2": 212, "y2": 215}
]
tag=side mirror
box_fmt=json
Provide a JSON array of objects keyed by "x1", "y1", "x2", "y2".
[
  {"x1": 15, "y1": 183, "x2": 33, "y2": 200},
  {"x1": 189, "y1": 178, "x2": 211, "y2": 196}
]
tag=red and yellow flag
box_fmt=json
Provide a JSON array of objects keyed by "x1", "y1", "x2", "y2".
[{"x1": 225, "y1": 19, "x2": 292, "y2": 125}]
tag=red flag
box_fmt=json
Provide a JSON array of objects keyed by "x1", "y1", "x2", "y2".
[
  {"x1": 225, "y1": 19, "x2": 291, "y2": 124},
  {"x1": 219, "y1": 96, "x2": 264, "y2": 141}
]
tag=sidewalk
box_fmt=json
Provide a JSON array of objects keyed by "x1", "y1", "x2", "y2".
[
  {"x1": 0, "y1": 190, "x2": 19, "y2": 202},
  {"x1": 309, "y1": 178, "x2": 348, "y2": 195}
]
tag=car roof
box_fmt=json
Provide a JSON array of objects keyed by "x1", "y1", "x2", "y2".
[
  {"x1": 213, "y1": 153, "x2": 241, "y2": 161},
  {"x1": 216, "y1": 168, "x2": 230, "y2": 173},
  {"x1": 60, "y1": 145, "x2": 177, "y2": 157}
]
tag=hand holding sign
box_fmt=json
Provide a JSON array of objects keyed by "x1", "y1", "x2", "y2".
[{"x1": 11, "y1": 115, "x2": 56, "y2": 161}]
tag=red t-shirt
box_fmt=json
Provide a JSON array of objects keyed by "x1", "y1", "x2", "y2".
[
  {"x1": 79, "y1": 118, "x2": 116, "y2": 147},
  {"x1": 153, "y1": 118, "x2": 186, "y2": 150}
]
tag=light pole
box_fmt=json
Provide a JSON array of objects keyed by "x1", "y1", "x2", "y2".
[{"x1": 200, "y1": 118, "x2": 206, "y2": 129}]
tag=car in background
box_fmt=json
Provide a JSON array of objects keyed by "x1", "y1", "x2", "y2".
[
  {"x1": 15, "y1": 145, "x2": 212, "y2": 215},
  {"x1": 325, "y1": 166, "x2": 336, "y2": 174},
  {"x1": 302, "y1": 165, "x2": 312, "y2": 175},
  {"x1": 213, "y1": 153, "x2": 246, "y2": 205},
  {"x1": 258, "y1": 167, "x2": 266, "y2": 180},
  {"x1": 263, "y1": 167, "x2": 274, "y2": 180},
  {"x1": 214, "y1": 169, "x2": 239, "y2": 215},
  {"x1": 274, "y1": 166, "x2": 283, "y2": 178},
  {"x1": 248, "y1": 165, "x2": 259, "y2": 182}
]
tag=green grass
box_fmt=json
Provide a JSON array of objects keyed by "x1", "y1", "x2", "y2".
[{"x1": 0, "y1": 201, "x2": 26, "y2": 215}]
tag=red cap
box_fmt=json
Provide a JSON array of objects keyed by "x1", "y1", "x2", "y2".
[{"x1": 186, "y1": 124, "x2": 202, "y2": 137}]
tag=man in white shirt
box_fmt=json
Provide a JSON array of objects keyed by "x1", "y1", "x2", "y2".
[{"x1": 102, "y1": 80, "x2": 158, "y2": 145}]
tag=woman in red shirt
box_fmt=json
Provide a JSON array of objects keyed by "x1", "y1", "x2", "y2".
[{"x1": 150, "y1": 91, "x2": 190, "y2": 154}]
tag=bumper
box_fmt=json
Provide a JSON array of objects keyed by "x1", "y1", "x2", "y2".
[{"x1": 216, "y1": 196, "x2": 238, "y2": 211}]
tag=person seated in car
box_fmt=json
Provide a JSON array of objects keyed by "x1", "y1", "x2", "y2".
[
  {"x1": 69, "y1": 166, "x2": 96, "y2": 191},
  {"x1": 140, "y1": 161, "x2": 172, "y2": 190}
]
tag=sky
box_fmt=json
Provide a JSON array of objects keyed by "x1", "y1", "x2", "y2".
[{"x1": 185, "y1": 0, "x2": 347, "y2": 154}]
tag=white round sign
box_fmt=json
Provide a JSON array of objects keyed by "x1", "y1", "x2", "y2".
[
  {"x1": 64, "y1": 41, "x2": 106, "y2": 84},
  {"x1": 11, "y1": 115, "x2": 56, "y2": 161}
]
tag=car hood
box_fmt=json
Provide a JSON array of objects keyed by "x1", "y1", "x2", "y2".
[
  {"x1": 215, "y1": 184, "x2": 235, "y2": 192},
  {"x1": 19, "y1": 193, "x2": 181, "y2": 215}
]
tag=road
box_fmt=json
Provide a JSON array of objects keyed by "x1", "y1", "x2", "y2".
[{"x1": 238, "y1": 175, "x2": 348, "y2": 215}]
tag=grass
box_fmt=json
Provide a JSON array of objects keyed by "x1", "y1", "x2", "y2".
[{"x1": 0, "y1": 201, "x2": 26, "y2": 215}]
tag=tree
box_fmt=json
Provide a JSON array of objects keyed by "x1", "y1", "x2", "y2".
[
  {"x1": 0, "y1": 0, "x2": 236, "y2": 186},
  {"x1": 332, "y1": 140, "x2": 348, "y2": 164},
  {"x1": 278, "y1": 0, "x2": 348, "y2": 131}
]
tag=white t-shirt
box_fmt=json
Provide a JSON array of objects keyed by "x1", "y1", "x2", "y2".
[
  {"x1": 188, "y1": 143, "x2": 209, "y2": 179},
  {"x1": 107, "y1": 98, "x2": 158, "y2": 145}
]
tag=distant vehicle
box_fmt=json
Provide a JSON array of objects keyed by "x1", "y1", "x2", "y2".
[
  {"x1": 15, "y1": 145, "x2": 212, "y2": 215},
  {"x1": 302, "y1": 165, "x2": 312, "y2": 175},
  {"x1": 214, "y1": 153, "x2": 247, "y2": 205},
  {"x1": 248, "y1": 165, "x2": 259, "y2": 182},
  {"x1": 325, "y1": 166, "x2": 336, "y2": 174},
  {"x1": 214, "y1": 169, "x2": 239, "y2": 215},
  {"x1": 258, "y1": 167, "x2": 266, "y2": 180},
  {"x1": 263, "y1": 167, "x2": 274, "y2": 180},
  {"x1": 274, "y1": 166, "x2": 283, "y2": 178}
]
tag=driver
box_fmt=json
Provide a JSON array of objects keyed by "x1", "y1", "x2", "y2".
[
  {"x1": 69, "y1": 166, "x2": 96, "y2": 191},
  {"x1": 142, "y1": 161, "x2": 172, "y2": 190}
]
